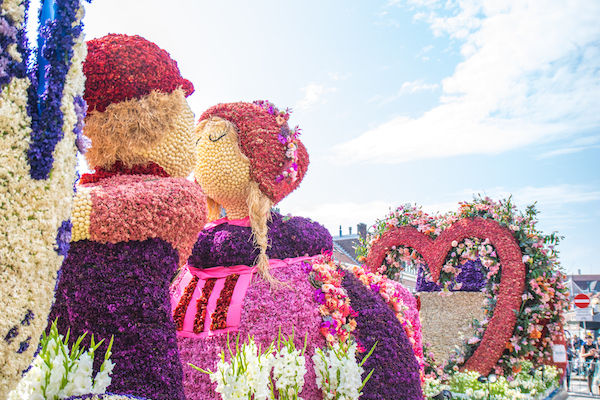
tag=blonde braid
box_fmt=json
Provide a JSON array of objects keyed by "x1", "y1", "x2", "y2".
[{"x1": 247, "y1": 181, "x2": 280, "y2": 285}]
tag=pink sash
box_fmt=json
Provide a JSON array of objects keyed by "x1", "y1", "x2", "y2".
[
  {"x1": 170, "y1": 256, "x2": 316, "y2": 338},
  {"x1": 202, "y1": 217, "x2": 251, "y2": 230}
]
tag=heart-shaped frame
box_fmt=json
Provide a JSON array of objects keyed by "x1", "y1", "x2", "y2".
[{"x1": 365, "y1": 217, "x2": 525, "y2": 375}]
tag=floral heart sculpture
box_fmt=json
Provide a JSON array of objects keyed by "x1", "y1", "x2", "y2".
[{"x1": 365, "y1": 217, "x2": 525, "y2": 375}]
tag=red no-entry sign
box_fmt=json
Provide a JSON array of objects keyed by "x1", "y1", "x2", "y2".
[{"x1": 574, "y1": 293, "x2": 591, "y2": 309}]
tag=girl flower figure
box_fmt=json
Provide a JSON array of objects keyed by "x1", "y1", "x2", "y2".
[
  {"x1": 48, "y1": 34, "x2": 206, "y2": 400},
  {"x1": 172, "y1": 102, "x2": 422, "y2": 399}
]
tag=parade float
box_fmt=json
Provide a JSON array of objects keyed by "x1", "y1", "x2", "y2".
[
  {"x1": 170, "y1": 100, "x2": 424, "y2": 400},
  {"x1": 1, "y1": 1, "x2": 569, "y2": 400},
  {"x1": 357, "y1": 197, "x2": 570, "y2": 399}
]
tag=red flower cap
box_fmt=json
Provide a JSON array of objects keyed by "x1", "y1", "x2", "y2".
[
  {"x1": 84, "y1": 34, "x2": 194, "y2": 113},
  {"x1": 199, "y1": 102, "x2": 309, "y2": 204}
]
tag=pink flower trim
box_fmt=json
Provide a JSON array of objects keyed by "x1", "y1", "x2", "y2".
[
  {"x1": 365, "y1": 217, "x2": 526, "y2": 375},
  {"x1": 86, "y1": 175, "x2": 207, "y2": 265},
  {"x1": 309, "y1": 254, "x2": 358, "y2": 345}
]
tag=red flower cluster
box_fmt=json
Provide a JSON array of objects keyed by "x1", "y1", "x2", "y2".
[
  {"x1": 84, "y1": 34, "x2": 194, "y2": 113},
  {"x1": 210, "y1": 274, "x2": 240, "y2": 331},
  {"x1": 79, "y1": 161, "x2": 169, "y2": 184},
  {"x1": 365, "y1": 217, "x2": 526, "y2": 375},
  {"x1": 193, "y1": 279, "x2": 217, "y2": 334},
  {"x1": 199, "y1": 102, "x2": 309, "y2": 204},
  {"x1": 174, "y1": 277, "x2": 199, "y2": 331}
]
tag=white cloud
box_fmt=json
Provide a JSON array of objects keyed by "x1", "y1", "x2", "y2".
[
  {"x1": 296, "y1": 83, "x2": 337, "y2": 110},
  {"x1": 400, "y1": 80, "x2": 439, "y2": 94},
  {"x1": 537, "y1": 136, "x2": 600, "y2": 159},
  {"x1": 286, "y1": 184, "x2": 600, "y2": 236},
  {"x1": 329, "y1": 72, "x2": 352, "y2": 81},
  {"x1": 336, "y1": 0, "x2": 600, "y2": 164},
  {"x1": 369, "y1": 79, "x2": 439, "y2": 105},
  {"x1": 417, "y1": 44, "x2": 434, "y2": 61},
  {"x1": 463, "y1": 185, "x2": 600, "y2": 210},
  {"x1": 289, "y1": 201, "x2": 396, "y2": 235}
]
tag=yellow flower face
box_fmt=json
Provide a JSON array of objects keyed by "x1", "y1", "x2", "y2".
[
  {"x1": 142, "y1": 100, "x2": 197, "y2": 178},
  {"x1": 194, "y1": 117, "x2": 252, "y2": 215}
]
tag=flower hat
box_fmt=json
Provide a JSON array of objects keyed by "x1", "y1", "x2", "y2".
[{"x1": 84, "y1": 33, "x2": 194, "y2": 113}]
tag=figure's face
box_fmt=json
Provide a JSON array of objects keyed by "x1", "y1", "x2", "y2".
[
  {"x1": 194, "y1": 117, "x2": 252, "y2": 208},
  {"x1": 143, "y1": 99, "x2": 196, "y2": 177}
]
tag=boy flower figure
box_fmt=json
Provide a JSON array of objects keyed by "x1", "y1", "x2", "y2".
[{"x1": 49, "y1": 34, "x2": 206, "y2": 400}]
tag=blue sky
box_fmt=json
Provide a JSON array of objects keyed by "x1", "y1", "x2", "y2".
[{"x1": 32, "y1": 1, "x2": 600, "y2": 274}]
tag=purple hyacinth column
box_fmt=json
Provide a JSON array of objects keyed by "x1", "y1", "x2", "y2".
[{"x1": 342, "y1": 273, "x2": 423, "y2": 400}]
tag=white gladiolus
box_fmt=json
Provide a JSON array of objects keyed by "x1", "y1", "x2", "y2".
[
  {"x1": 191, "y1": 332, "x2": 308, "y2": 400},
  {"x1": 272, "y1": 345, "x2": 306, "y2": 400},
  {"x1": 8, "y1": 321, "x2": 114, "y2": 400},
  {"x1": 313, "y1": 341, "x2": 375, "y2": 400}
]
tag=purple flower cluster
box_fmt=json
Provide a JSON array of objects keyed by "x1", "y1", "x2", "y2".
[
  {"x1": 189, "y1": 212, "x2": 332, "y2": 268},
  {"x1": 342, "y1": 273, "x2": 423, "y2": 400},
  {"x1": 73, "y1": 95, "x2": 91, "y2": 153},
  {"x1": 27, "y1": 0, "x2": 88, "y2": 180},
  {"x1": 64, "y1": 395, "x2": 146, "y2": 400},
  {"x1": 0, "y1": 6, "x2": 29, "y2": 86},
  {"x1": 48, "y1": 239, "x2": 185, "y2": 400},
  {"x1": 416, "y1": 259, "x2": 486, "y2": 292},
  {"x1": 54, "y1": 219, "x2": 72, "y2": 256}
]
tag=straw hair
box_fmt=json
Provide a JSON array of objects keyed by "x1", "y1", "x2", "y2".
[
  {"x1": 248, "y1": 181, "x2": 281, "y2": 285},
  {"x1": 84, "y1": 88, "x2": 189, "y2": 169}
]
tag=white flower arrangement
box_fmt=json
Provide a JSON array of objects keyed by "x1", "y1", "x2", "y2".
[
  {"x1": 313, "y1": 341, "x2": 376, "y2": 400},
  {"x1": 271, "y1": 331, "x2": 307, "y2": 400},
  {"x1": 191, "y1": 330, "x2": 309, "y2": 400},
  {"x1": 0, "y1": 0, "x2": 87, "y2": 394},
  {"x1": 8, "y1": 320, "x2": 114, "y2": 400}
]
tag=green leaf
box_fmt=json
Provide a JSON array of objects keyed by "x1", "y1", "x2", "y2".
[
  {"x1": 359, "y1": 341, "x2": 377, "y2": 367},
  {"x1": 188, "y1": 362, "x2": 213, "y2": 375},
  {"x1": 359, "y1": 368, "x2": 375, "y2": 392}
]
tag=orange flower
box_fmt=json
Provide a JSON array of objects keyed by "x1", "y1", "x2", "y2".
[
  {"x1": 529, "y1": 329, "x2": 542, "y2": 339},
  {"x1": 348, "y1": 319, "x2": 357, "y2": 330},
  {"x1": 512, "y1": 365, "x2": 522, "y2": 374}
]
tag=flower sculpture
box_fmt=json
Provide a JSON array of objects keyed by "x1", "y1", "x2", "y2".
[
  {"x1": 0, "y1": 0, "x2": 88, "y2": 396},
  {"x1": 172, "y1": 101, "x2": 423, "y2": 399},
  {"x1": 47, "y1": 34, "x2": 206, "y2": 400},
  {"x1": 358, "y1": 198, "x2": 568, "y2": 378}
]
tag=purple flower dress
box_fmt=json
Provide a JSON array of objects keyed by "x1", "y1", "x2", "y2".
[{"x1": 173, "y1": 213, "x2": 423, "y2": 400}]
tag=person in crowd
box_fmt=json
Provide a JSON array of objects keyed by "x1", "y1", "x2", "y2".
[
  {"x1": 566, "y1": 339, "x2": 573, "y2": 390},
  {"x1": 581, "y1": 334, "x2": 599, "y2": 394}
]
